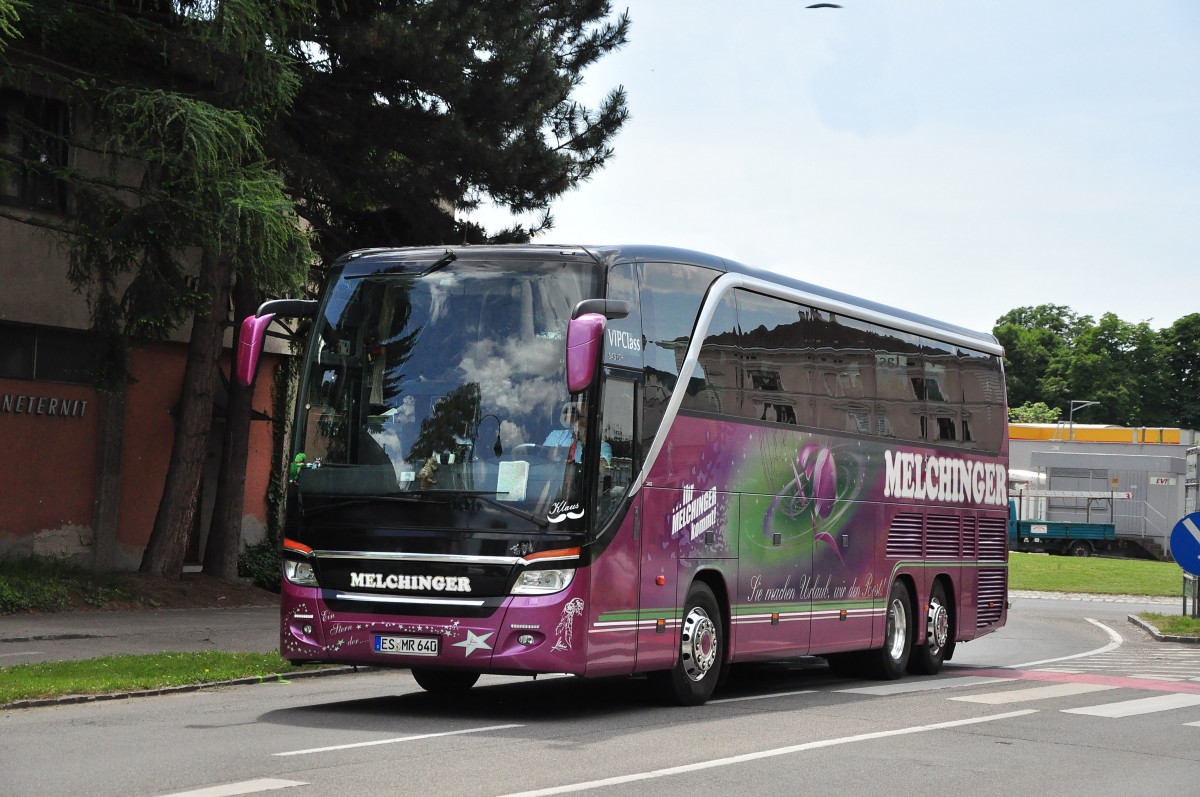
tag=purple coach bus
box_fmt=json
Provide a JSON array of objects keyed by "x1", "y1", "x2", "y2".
[{"x1": 236, "y1": 245, "x2": 1009, "y2": 706}]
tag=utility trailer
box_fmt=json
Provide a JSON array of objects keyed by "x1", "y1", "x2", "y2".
[{"x1": 1007, "y1": 490, "x2": 1132, "y2": 557}]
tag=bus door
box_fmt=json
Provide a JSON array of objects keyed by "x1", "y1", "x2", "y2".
[{"x1": 583, "y1": 373, "x2": 642, "y2": 677}]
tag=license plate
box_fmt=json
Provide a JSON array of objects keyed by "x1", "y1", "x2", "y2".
[{"x1": 374, "y1": 635, "x2": 439, "y2": 656}]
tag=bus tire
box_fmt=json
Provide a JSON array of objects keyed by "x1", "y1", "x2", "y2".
[
  {"x1": 908, "y1": 580, "x2": 950, "y2": 675},
  {"x1": 410, "y1": 668, "x2": 480, "y2": 695},
  {"x1": 866, "y1": 581, "x2": 912, "y2": 680},
  {"x1": 651, "y1": 582, "x2": 723, "y2": 706}
]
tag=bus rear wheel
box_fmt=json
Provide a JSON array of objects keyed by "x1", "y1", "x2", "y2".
[
  {"x1": 908, "y1": 581, "x2": 950, "y2": 675},
  {"x1": 865, "y1": 581, "x2": 912, "y2": 679},
  {"x1": 410, "y1": 668, "x2": 480, "y2": 695},
  {"x1": 651, "y1": 582, "x2": 723, "y2": 706}
]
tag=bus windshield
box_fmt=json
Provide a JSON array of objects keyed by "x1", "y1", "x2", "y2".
[{"x1": 294, "y1": 256, "x2": 604, "y2": 532}]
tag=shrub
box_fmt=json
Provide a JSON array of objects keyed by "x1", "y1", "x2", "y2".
[
  {"x1": 0, "y1": 556, "x2": 77, "y2": 613},
  {"x1": 238, "y1": 537, "x2": 282, "y2": 593}
]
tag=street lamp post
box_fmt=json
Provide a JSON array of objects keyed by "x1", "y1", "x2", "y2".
[{"x1": 1068, "y1": 399, "x2": 1100, "y2": 441}]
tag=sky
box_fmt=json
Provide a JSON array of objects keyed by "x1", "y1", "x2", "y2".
[{"x1": 466, "y1": 1, "x2": 1200, "y2": 336}]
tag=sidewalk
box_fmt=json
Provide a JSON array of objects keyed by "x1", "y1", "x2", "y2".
[{"x1": 0, "y1": 606, "x2": 280, "y2": 666}]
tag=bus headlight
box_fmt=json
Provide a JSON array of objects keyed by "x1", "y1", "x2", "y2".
[
  {"x1": 283, "y1": 559, "x2": 319, "y2": 587},
  {"x1": 511, "y1": 568, "x2": 574, "y2": 595}
]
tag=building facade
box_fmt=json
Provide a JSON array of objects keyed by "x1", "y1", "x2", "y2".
[
  {"x1": 1, "y1": 90, "x2": 281, "y2": 570},
  {"x1": 1009, "y1": 424, "x2": 1198, "y2": 560}
]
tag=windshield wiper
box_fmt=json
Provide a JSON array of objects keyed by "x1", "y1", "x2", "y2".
[
  {"x1": 420, "y1": 489, "x2": 548, "y2": 528},
  {"x1": 419, "y1": 249, "x2": 457, "y2": 276},
  {"x1": 344, "y1": 249, "x2": 455, "y2": 281}
]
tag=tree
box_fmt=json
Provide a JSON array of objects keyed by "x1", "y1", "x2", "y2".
[
  {"x1": 1008, "y1": 401, "x2": 1061, "y2": 424},
  {"x1": 2, "y1": 2, "x2": 312, "y2": 577},
  {"x1": 270, "y1": 1, "x2": 631, "y2": 260},
  {"x1": 4, "y1": 1, "x2": 631, "y2": 580},
  {"x1": 1041, "y1": 313, "x2": 1160, "y2": 426},
  {"x1": 1160, "y1": 313, "x2": 1200, "y2": 430},
  {"x1": 993, "y1": 306, "x2": 1197, "y2": 429},
  {"x1": 993, "y1": 305, "x2": 1087, "y2": 411}
]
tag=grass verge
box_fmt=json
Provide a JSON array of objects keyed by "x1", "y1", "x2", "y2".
[
  {"x1": 1008, "y1": 552, "x2": 1184, "y2": 596},
  {"x1": 1136, "y1": 613, "x2": 1200, "y2": 638},
  {"x1": 0, "y1": 651, "x2": 333, "y2": 704}
]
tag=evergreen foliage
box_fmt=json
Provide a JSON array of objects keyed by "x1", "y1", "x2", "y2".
[
  {"x1": 270, "y1": 1, "x2": 630, "y2": 259},
  {"x1": 0, "y1": 1, "x2": 630, "y2": 579}
]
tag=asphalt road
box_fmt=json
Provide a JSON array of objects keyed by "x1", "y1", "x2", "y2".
[{"x1": 3, "y1": 595, "x2": 1199, "y2": 797}]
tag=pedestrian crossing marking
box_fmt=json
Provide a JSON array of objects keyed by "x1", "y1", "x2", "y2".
[
  {"x1": 1061, "y1": 693, "x2": 1200, "y2": 718},
  {"x1": 949, "y1": 682, "x2": 1118, "y2": 704},
  {"x1": 837, "y1": 676, "x2": 1009, "y2": 696}
]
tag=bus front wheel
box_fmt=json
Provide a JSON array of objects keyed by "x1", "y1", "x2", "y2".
[
  {"x1": 866, "y1": 581, "x2": 912, "y2": 679},
  {"x1": 651, "y1": 582, "x2": 723, "y2": 706},
  {"x1": 411, "y1": 668, "x2": 480, "y2": 695}
]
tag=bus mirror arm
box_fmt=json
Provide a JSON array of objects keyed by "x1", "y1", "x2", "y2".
[
  {"x1": 572, "y1": 299, "x2": 630, "y2": 320},
  {"x1": 235, "y1": 299, "x2": 318, "y2": 387},
  {"x1": 566, "y1": 312, "x2": 606, "y2": 394},
  {"x1": 256, "y1": 298, "x2": 318, "y2": 318}
]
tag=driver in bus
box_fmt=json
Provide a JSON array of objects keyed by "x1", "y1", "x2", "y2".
[{"x1": 544, "y1": 404, "x2": 612, "y2": 467}]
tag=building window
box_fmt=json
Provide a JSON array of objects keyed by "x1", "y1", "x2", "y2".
[
  {"x1": 0, "y1": 323, "x2": 96, "y2": 384},
  {"x1": 0, "y1": 91, "x2": 70, "y2": 213}
]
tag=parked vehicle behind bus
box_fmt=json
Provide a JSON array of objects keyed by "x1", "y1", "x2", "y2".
[{"x1": 236, "y1": 245, "x2": 1010, "y2": 705}]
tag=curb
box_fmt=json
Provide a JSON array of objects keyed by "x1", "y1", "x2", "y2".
[
  {"x1": 1126, "y1": 614, "x2": 1200, "y2": 645},
  {"x1": 0, "y1": 664, "x2": 369, "y2": 711}
]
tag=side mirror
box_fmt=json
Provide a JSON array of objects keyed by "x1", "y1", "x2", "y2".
[
  {"x1": 566, "y1": 312, "x2": 606, "y2": 394},
  {"x1": 234, "y1": 298, "x2": 318, "y2": 387},
  {"x1": 235, "y1": 313, "x2": 275, "y2": 387}
]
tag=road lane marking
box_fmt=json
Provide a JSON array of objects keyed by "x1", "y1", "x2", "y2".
[
  {"x1": 1061, "y1": 693, "x2": 1200, "y2": 718},
  {"x1": 273, "y1": 723, "x2": 523, "y2": 756},
  {"x1": 709, "y1": 690, "x2": 815, "y2": 704},
  {"x1": 950, "y1": 682, "x2": 1118, "y2": 704},
  {"x1": 0, "y1": 651, "x2": 43, "y2": 658},
  {"x1": 837, "y1": 676, "x2": 1009, "y2": 695},
  {"x1": 158, "y1": 779, "x2": 307, "y2": 796},
  {"x1": 493, "y1": 711, "x2": 1038, "y2": 797},
  {"x1": 1010, "y1": 618, "x2": 1122, "y2": 668}
]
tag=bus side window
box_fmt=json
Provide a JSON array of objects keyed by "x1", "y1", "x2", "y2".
[
  {"x1": 875, "y1": 329, "x2": 924, "y2": 441},
  {"x1": 685, "y1": 290, "x2": 741, "y2": 416},
  {"x1": 923, "y1": 336, "x2": 960, "y2": 445},
  {"x1": 595, "y1": 376, "x2": 636, "y2": 530},
  {"x1": 960, "y1": 348, "x2": 1004, "y2": 452},
  {"x1": 734, "y1": 290, "x2": 806, "y2": 427},
  {"x1": 639, "y1": 262, "x2": 720, "y2": 448},
  {"x1": 603, "y1": 263, "x2": 642, "y2": 371}
]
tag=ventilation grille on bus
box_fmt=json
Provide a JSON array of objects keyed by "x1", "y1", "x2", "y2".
[
  {"x1": 977, "y1": 567, "x2": 1007, "y2": 627},
  {"x1": 885, "y1": 513, "x2": 923, "y2": 558},
  {"x1": 925, "y1": 515, "x2": 961, "y2": 558},
  {"x1": 977, "y1": 516, "x2": 1008, "y2": 563},
  {"x1": 961, "y1": 516, "x2": 978, "y2": 559}
]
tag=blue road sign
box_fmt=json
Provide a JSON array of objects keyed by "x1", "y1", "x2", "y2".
[{"x1": 1170, "y1": 512, "x2": 1200, "y2": 577}]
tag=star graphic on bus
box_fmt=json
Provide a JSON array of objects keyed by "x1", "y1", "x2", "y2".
[{"x1": 453, "y1": 630, "x2": 494, "y2": 657}]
